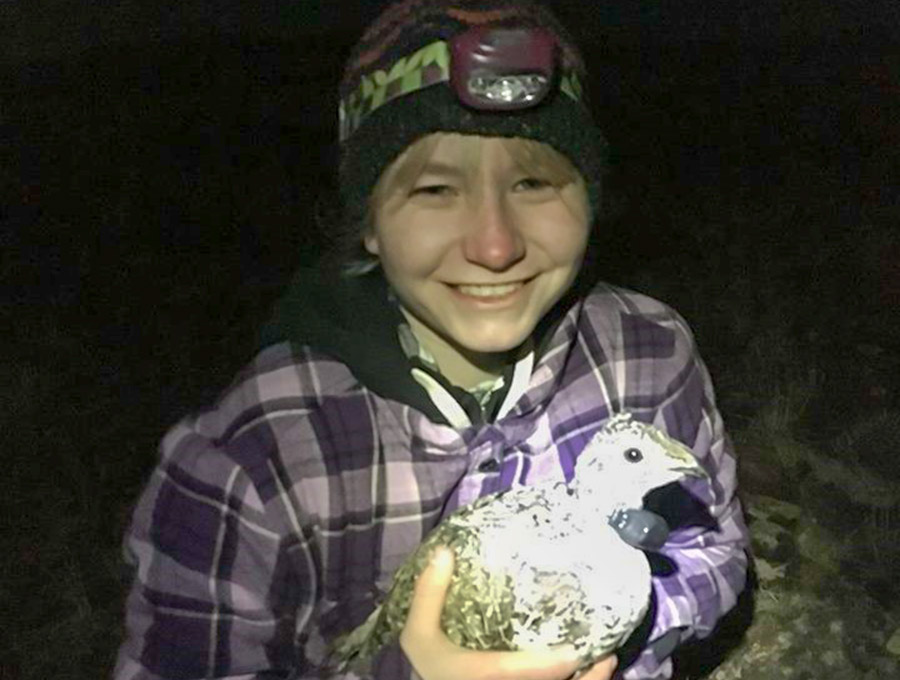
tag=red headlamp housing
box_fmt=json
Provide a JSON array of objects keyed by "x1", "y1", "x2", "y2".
[{"x1": 449, "y1": 26, "x2": 558, "y2": 111}]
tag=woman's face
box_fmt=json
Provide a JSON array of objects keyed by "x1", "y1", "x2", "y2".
[{"x1": 366, "y1": 133, "x2": 592, "y2": 366}]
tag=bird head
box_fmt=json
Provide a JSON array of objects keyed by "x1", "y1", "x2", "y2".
[{"x1": 572, "y1": 413, "x2": 707, "y2": 515}]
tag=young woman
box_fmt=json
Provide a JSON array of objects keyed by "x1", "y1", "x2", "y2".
[{"x1": 114, "y1": 2, "x2": 750, "y2": 679}]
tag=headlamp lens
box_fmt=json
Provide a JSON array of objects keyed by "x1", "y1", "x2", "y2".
[{"x1": 468, "y1": 73, "x2": 549, "y2": 105}]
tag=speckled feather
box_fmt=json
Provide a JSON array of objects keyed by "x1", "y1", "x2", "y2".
[{"x1": 329, "y1": 413, "x2": 704, "y2": 673}]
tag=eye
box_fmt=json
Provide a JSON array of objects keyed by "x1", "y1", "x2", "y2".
[
  {"x1": 623, "y1": 448, "x2": 643, "y2": 463},
  {"x1": 514, "y1": 177, "x2": 553, "y2": 192},
  {"x1": 410, "y1": 184, "x2": 456, "y2": 198}
]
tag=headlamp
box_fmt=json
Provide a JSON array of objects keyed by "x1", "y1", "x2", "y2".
[
  {"x1": 339, "y1": 25, "x2": 584, "y2": 143},
  {"x1": 449, "y1": 26, "x2": 556, "y2": 110}
]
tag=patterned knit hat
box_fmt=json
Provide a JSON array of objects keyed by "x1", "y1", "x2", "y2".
[{"x1": 338, "y1": 0, "x2": 608, "y2": 231}]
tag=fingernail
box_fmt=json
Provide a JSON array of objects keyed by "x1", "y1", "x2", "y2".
[{"x1": 431, "y1": 547, "x2": 453, "y2": 568}]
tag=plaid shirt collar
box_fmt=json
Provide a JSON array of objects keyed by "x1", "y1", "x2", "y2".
[{"x1": 395, "y1": 319, "x2": 537, "y2": 427}]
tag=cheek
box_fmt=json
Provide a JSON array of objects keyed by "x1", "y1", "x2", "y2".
[
  {"x1": 377, "y1": 220, "x2": 454, "y2": 270},
  {"x1": 562, "y1": 204, "x2": 592, "y2": 254},
  {"x1": 534, "y1": 212, "x2": 590, "y2": 263},
  {"x1": 381, "y1": 232, "x2": 427, "y2": 269}
]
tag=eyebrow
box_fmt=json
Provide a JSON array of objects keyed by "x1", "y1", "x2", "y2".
[{"x1": 416, "y1": 161, "x2": 467, "y2": 178}]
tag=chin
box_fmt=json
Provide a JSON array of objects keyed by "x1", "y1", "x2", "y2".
[{"x1": 449, "y1": 326, "x2": 534, "y2": 356}]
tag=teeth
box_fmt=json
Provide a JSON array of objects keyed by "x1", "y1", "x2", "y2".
[{"x1": 456, "y1": 282, "x2": 524, "y2": 298}]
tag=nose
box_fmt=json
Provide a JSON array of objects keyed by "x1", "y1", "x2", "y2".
[{"x1": 462, "y1": 193, "x2": 525, "y2": 271}]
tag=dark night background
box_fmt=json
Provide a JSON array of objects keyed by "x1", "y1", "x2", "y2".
[{"x1": 2, "y1": 1, "x2": 899, "y2": 677}]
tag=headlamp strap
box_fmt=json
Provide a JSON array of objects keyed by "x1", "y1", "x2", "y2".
[{"x1": 339, "y1": 26, "x2": 585, "y2": 143}]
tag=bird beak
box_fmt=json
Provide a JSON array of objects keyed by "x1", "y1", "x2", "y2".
[
  {"x1": 660, "y1": 437, "x2": 708, "y2": 479},
  {"x1": 672, "y1": 463, "x2": 708, "y2": 478},
  {"x1": 643, "y1": 424, "x2": 709, "y2": 479}
]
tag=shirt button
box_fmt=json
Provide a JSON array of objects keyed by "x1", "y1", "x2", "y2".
[{"x1": 477, "y1": 458, "x2": 500, "y2": 473}]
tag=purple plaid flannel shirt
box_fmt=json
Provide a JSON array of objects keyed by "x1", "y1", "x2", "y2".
[{"x1": 113, "y1": 283, "x2": 749, "y2": 679}]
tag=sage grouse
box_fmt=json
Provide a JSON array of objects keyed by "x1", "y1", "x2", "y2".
[{"x1": 330, "y1": 412, "x2": 706, "y2": 673}]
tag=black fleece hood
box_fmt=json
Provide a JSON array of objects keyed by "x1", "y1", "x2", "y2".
[
  {"x1": 257, "y1": 265, "x2": 445, "y2": 416},
  {"x1": 258, "y1": 262, "x2": 588, "y2": 425}
]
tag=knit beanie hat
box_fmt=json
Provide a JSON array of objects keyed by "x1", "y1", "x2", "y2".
[{"x1": 337, "y1": 0, "x2": 608, "y2": 233}]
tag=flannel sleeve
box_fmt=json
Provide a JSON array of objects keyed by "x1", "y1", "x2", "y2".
[
  {"x1": 621, "y1": 311, "x2": 751, "y2": 680},
  {"x1": 112, "y1": 417, "x2": 317, "y2": 679}
]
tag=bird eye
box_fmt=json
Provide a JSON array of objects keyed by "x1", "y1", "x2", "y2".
[{"x1": 623, "y1": 448, "x2": 643, "y2": 463}]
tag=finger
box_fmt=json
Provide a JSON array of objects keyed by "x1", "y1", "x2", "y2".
[
  {"x1": 405, "y1": 547, "x2": 455, "y2": 633},
  {"x1": 480, "y1": 645, "x2": 582, "y2": 680}
]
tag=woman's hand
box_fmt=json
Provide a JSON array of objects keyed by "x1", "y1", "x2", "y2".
[{"x1": 399, "y1": 547, "x2": 618, "y2": 680}]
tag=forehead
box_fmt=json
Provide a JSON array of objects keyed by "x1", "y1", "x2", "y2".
[{"x1": 387, "y1": 132, "x2": 564, "y2": 182}]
